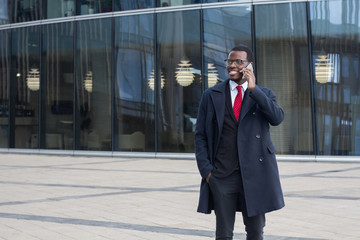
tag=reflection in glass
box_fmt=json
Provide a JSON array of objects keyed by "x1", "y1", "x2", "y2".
[
  {"x1": 115, "y1": 0, "x2": 154, "y2": 11},
  {"x1": 75, "y1": 18, "x2": 112, "y2": 151},
  {"x1": 0, "y1": 30, "x2": 9, "y2": 148},
  {"x1": 76, "y1": 0, "x2": 112, "y2": 15},
  {"x1": 157, "y1": 0, "x2": 200, "y2": 7},
  {"x1": 43, "y1": 0, "x2": 75, "y2": 18},
  {"x1": 315, "y1": 54, "x2": 334, "y2": 84},
  {"x1": 114, "y1": 14, "x2": 155, "y2": 152},
  {"x1": 11, "y1": 26, "x2": 40, "y2": 148},
  {"x1": 42, "y1": 22, "x2": 74, "y2": 149},
  {"x1": 12, "y1": 0, "x2": 41, "y2": 23},
  {"x1": 203, "y1": 6, "x2": 252, "y2": 87},
  {"x1": 0, "y1": 0, "x2": 11, "y2": 24},
  {"x1": 310, "y1": 0, "x2": 360, "y2": 155},
  {"x1": 175, "y1": 60, "x2": 195, "y2": 87},
  {"x1": 157, "y1": 10, "x2": 201, "y2": 152},
  {"x1": 148, "y1": 70, "x2": 165, "y2": 90},
  {"x1": 203, "y1": 0, "x2": 242, "y2": 3},
  {"x1": 255, "y1": 2, "x2": 313, "y2": 154},
  {"x1": 207, "y1": 63, "x2": 219, "y2": 87}
]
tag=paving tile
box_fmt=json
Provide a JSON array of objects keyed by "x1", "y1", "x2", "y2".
[{"x1": 0, "y1": 154, "x2": 359, "y2": 240}]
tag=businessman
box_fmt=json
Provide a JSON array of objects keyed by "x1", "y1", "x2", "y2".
[{"x1": 195, "y1": 45, "x2": 285, "y2": 240}]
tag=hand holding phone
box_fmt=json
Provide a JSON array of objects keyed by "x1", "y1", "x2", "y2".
[{"x1": 243, "y1": 63, "x2": 253, "y2": 80}]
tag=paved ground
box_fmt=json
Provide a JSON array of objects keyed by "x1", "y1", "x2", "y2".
[{"x1": 0, "y1": 153, "x2": 359, "y2": 240}]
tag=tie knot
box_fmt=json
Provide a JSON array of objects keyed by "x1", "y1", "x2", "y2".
[{"x1": 236, "y1": 85, "x2": 242, "y2": 92}]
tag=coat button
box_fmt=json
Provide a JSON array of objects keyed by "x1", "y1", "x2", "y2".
[
  {"x1": 253, "y1": 112, "x2": 256, "y2": 115},
  {"x1": 259, "y1": 157, "x2": 264, "y2": 162},
  {"x1": 256, "y1": 134, "x2": 260, "y2": 139}
]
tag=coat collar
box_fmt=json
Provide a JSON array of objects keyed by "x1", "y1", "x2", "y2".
[
  {"x1": 211, "y1": 79, "x2": 228, "y2": 93},
  {"x1": 239, "y1": 89, "x2": 255, "y2": 121},
  {"x1": 209, "y1": 80, "x2": 227, "y2": 136}
]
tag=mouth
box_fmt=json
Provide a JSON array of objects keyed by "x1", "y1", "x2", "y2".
[{"x1": 228, "y1": 69, "x2": 241, "y2": 78}]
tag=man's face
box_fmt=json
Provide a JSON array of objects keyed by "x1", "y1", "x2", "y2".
[{"x1": 226, "y1": 51, "x2": 249, "y2": 82}]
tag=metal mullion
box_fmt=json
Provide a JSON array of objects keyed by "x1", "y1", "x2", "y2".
[
  {"x1": 306, "y1": 1, "x2": 318, "y2": 155},
  {"x1": 251, "y1": 3, "x2": 257, "y2": 81},
  {"x1": 111, "y1": 16, "x2": 116, "y2": 151},
  {"x1": 154, "y1": 12, "x2": 158, "y2": 153},
  {"x1": 8, "y1": 29, "x2": 14, "y2": 148},
  {"x1": 73, "y1": 21, "x2": 77, "y2": 150}
]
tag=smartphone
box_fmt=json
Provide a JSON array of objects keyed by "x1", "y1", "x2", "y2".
[{"x1": 243, "y1": 63, "x2": 253, "y2": 80}]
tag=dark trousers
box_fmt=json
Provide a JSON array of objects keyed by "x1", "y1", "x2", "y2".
[{"x1": 208, "y1": 170, "x2": 265, "y2": 240}]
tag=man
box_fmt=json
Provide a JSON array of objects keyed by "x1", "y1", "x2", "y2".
[{"x1": 195, "y1": 45, "x2": 284, "y2": 240}]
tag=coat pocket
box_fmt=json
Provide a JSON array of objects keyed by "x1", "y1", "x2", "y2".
[{"x1": 267, "y1": 142, "x2": 277, "y2": 154}]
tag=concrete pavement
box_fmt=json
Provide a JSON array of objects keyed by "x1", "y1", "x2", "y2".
[{"x1": 0, "y1": 153, "x2": 359, "y2": 240}]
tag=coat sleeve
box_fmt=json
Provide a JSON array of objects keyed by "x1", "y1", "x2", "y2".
[
  {"x1": 195, "y1": 91, "x2": 214, "y2": 179},
  {"x1": 249, "y1": 86, "x2": 284, "y2": 126}
]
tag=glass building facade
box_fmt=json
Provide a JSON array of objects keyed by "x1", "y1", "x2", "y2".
[{"x1": 0, "y1": 0, "x2": 359, "y2": 158}]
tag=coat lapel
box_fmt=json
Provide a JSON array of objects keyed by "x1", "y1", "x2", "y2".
[
  {"x1": 239, "y1": 89, "x2": 255, "y2": 121},
  {"x1": 225, "y1": 83, "x2": 238, "y2": 123},
  {"x1": 209, "y1": 80, "x2": 227, "y2": 146}
]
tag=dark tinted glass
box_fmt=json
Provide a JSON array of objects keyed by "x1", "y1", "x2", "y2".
[
  {"x1": 310, "y1": 0, "x2": 360, "y2": 155},
  {"x1": 157, "y1": 0, "x2": 200, "y2": 7},
  {"x1": 114, "y1": 14, "x2": 155, "y2": 152},
  {"x1": 41, "y1": 22, "x2": 74, "y2": 149},
  {"x1": 114, "y1": 0, "x2": 154, "y2": 11},
  {"x1": 203, "y1": 6, "x2": 251, "y2": 88},
  {"x1": 12, "y1": 0, "x2": 41, "y2": 23},
  {"x1": 43, "y1": 0, "x2": 75, "y2": 18},
  {"x1": 157, "y1": 10, "x2": 201, "y2": 152},
  {"x1": 0, "y1": 30, "x2": 10, "y2": 148},
  {"x1": 255, "y1": 2, "x2": 313, "y2": 154},
  {"x1": 0, "y1": 0, "x2": 11, "y2": 24},
  {"x1": 203, "y1": 0, "x2": 242, "y2": 2},
  {"x1": 11, "y1": 26, "x2": 40, "y2": 148},
  {"x1": 76, "y1": 0, "x2": 112, "y2": 15},
  {"x1": 75, "y1": 18, "x2": 112, "y2": 151}
]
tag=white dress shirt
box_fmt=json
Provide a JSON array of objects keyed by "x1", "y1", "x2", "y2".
[{"x1": 229, "y1": 80, "x2": 248, "y2": 107}]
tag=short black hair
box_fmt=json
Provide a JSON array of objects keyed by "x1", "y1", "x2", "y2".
[{"x1": 229, "y1": 45, "x2": 254, "y2": 63}]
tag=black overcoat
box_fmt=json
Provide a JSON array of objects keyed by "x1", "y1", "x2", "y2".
[{"x1": 195, "y1": 79, "x2": 285, "y2": 217}]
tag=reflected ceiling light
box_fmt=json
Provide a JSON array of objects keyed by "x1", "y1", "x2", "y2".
[
  {"x1": 315, "y1": 54, "x2": 334, "y2": 84},
  {"x1": 175, "y1": 60, "x2": 194, "y2": 87},
  {"x1": 207, "y1": 63, "x2": 218, "y2": 87},
  {"x1": 26, "y1": 68, "x2": 40, "y2": 91},
  {"x1": 148, "y1": 70, "x2": 165, "y2": 90},
  {"x1": 84, "y1": 71, "x2": 93, "y2": 93}
]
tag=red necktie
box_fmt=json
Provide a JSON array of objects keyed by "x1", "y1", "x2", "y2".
[{"x1": 233, "y1": 85, "x2": 242, "y2": 121}]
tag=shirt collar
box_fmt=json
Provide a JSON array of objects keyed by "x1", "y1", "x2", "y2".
[{"x1": 230, "y1": 80, "x2": 248, "y2": 92}]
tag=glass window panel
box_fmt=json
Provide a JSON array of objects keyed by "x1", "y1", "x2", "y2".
[
  {"x1": 310, "y1": 0, "x2": 360, "y2": 156},
  {"x1": 114, "y1": 14, "x2": 155, "y2": 152},
  {"x1": 42, "y1": 22, "x2": 74, "y2": 149},
  {"x1": 255, "y1": 2, "x2": 313, "y2": 154},
  {"x1": 0, "y1": 30, "x2": 10, "y2": 148},
  {"x1": 157, "y1": 10, "x2": 201, "y2": 152},
  {"x1": 0, "y1": 0, "x2": 11, "y2": 25},
  {"x1": 75, "y1": 18, "x2": 112, "y2": 151},
  {"x1": 43, "y1": 0, "x2": 75, "y2": 18},
  {"x1": 157, "y1": 0, "x2": 200, "y2": 7},
  {"x1": 76, "y1": 0, "x2": 112, "y2": 15},
  {"x1": 12, "y1": 0, "x2": 41, "y2": 23},
  {"x1": 11, "y1": 26, "x2": 40, "y2": 148},
  {"x1": 203, "y1": 0, "x2": 243, "y2": 3},
  {"x1": 203, "y1": 6, "x2": 252, "y2": 88},
  {"x1": 114, "y1": 0, "x2": 154, "y2": 11}
]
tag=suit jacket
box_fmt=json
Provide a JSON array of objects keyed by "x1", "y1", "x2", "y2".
[{"x1": 194, "y1": 79, "x2": 285, "y2": 217}]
